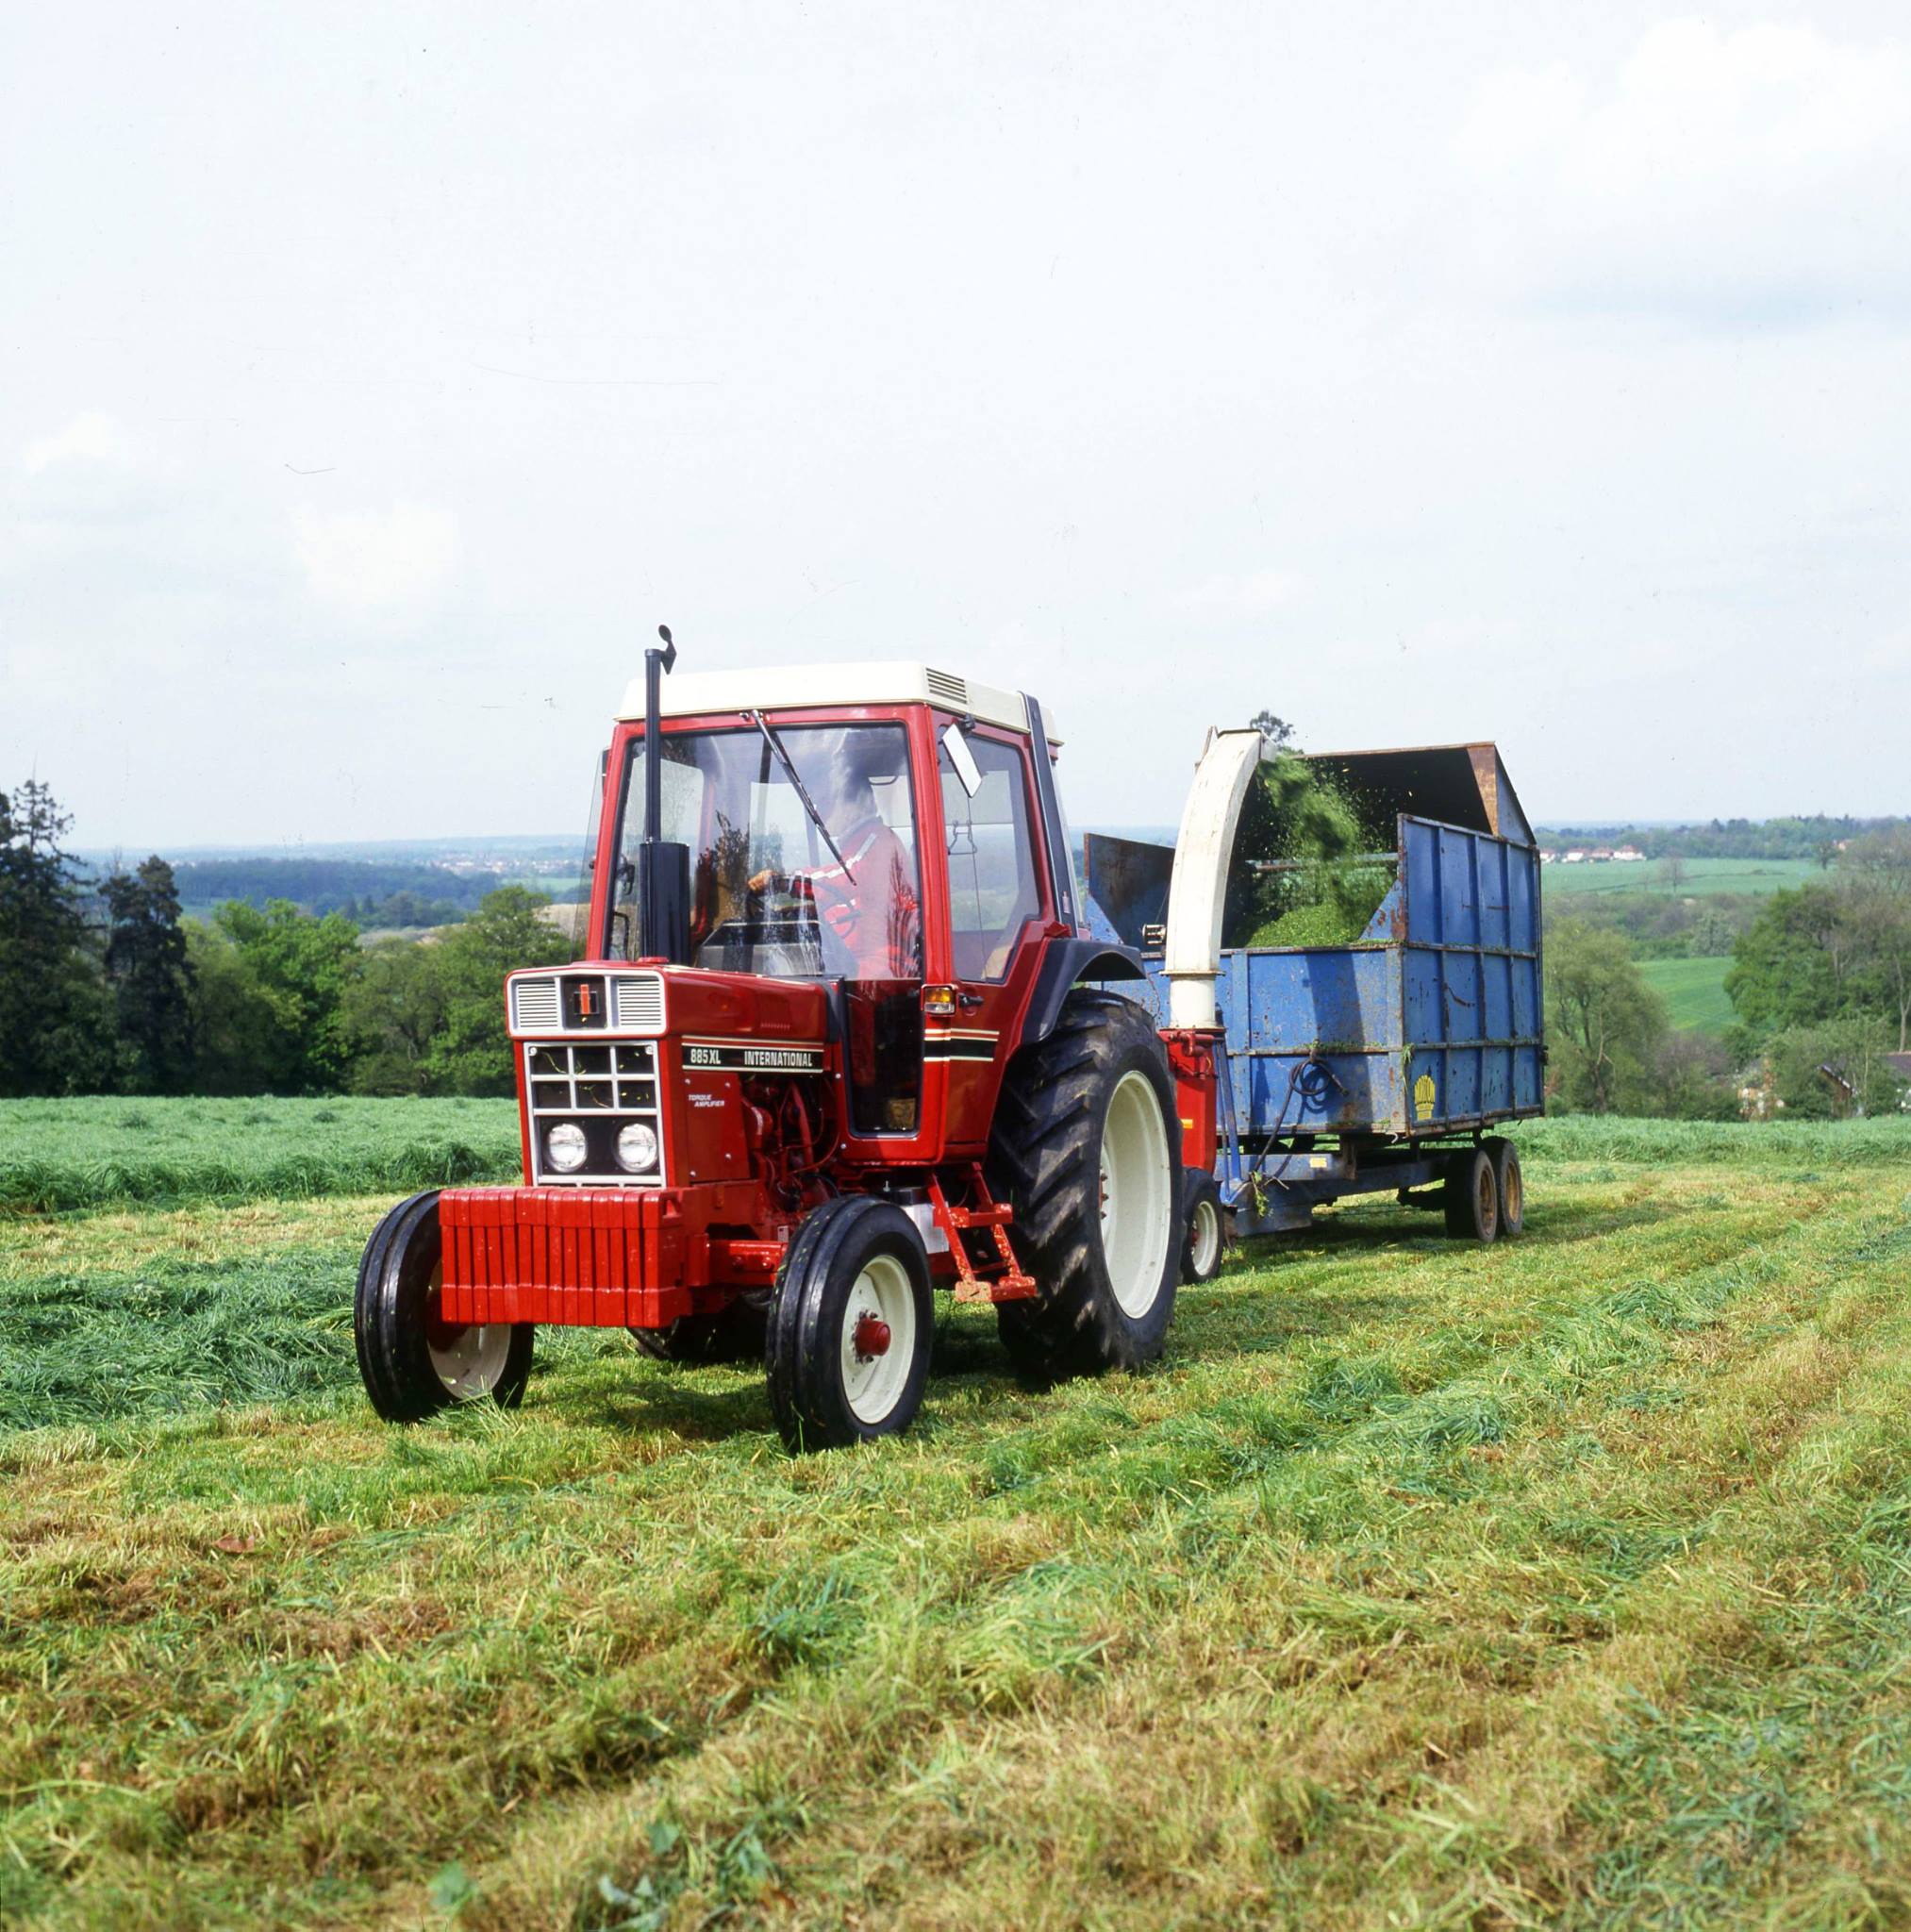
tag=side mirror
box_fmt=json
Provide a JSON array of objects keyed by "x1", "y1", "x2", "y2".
[{"x1": 941, "y1": 723, "x2": 983, "y2": 798}]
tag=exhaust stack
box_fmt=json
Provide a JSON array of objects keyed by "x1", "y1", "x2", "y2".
[{"x1": 637, "y1": 624, "x2": 691, "y2": 964}]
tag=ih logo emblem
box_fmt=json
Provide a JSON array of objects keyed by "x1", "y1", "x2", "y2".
[
  {"x1": 563, "y1": 976, "x2": 606, "y2": 1028},
  {"x1": 1413, "y1": 1073, "x2": 1437, "y2": 1122}
]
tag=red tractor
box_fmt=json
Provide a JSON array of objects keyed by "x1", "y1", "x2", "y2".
[{"x1": 355, "y1": 635, "x2": 1220, "y2": 1448}]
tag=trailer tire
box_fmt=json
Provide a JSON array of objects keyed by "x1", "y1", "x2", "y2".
[
  {"x1": 766, "y1": 1196, "x2": 932, "y2": 1451},
  {"x1": 1442, "y1": 1148, "x2": 1501, "y2": 1244},
  {"x1": 989, "y1": 989, "x2": 1183, "y2": 1381},
  {"x1": 630, "y1": 1295, "x2": 769, "y2": 1365},
  {"x1": 355, "y1": 1190, "x2": 535, "y2": 1421},
  {"x1": 1181, "y1": 1174, "x2": 1227, "y2": 1286},
  {"x1": 1484, "y1": 1139, "x2": 1524, "y2": 1237}
]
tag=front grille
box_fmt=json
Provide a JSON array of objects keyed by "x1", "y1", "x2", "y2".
[
  {"x1": 510, "y1": 970, "x2": 666, "y2": 1037},
  {"x1": 510, "y1": 977, "x2": 562, "y2": 1032},
  {"x1": 525, "y1": 1041, "x2": 665, "y2": 1185},
  {"x1": 611, "y1": 973, "x2": 664, "y2": 1031}
]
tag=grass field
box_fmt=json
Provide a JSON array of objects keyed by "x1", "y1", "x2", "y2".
[
  {"x1": 1543, "y1": 858, "x2": 1819, "y2": 900},
  {"x1": 5, "y1": 1104, "x2": 1911, "y2": 1927},
  {"x1": 1637, "y1": 957, "x2": 1737, "y2": 1037},
  {"x1": 0, "y1": 1097, "x2": 521, "y2": 1213}
]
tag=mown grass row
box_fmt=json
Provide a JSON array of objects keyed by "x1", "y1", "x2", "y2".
[
  {"x1": 2, "y1": 1152, "x2": 1906, "y2": 1926},
  {"x1": 0, "y1": 1229, "x2": 630, "y2": 1434},
  {"x1": 5, "y1": 1099, "x2": 1906, "y2": 1214},
  {"x1": 0, "y1": 1097, "x2": 520, "y2": 1211}
]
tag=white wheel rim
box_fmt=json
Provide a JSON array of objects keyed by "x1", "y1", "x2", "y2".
[
  {"x1": 425, "y1": 1262, "x2": 512, "y2": 1400},
  {"x1": 1190, "y1": 1196, "x2": 1221, "y2": 1276},
  {"x1": 1099, "y1": 1070, "x2": 1174, "y2": 1318},
  {"x1": 839, "y1": 1252, "x2": 916, "y2": 1425}
]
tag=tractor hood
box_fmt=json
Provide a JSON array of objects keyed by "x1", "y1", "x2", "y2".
[{"x1": 504, "y1": 963, "x2": 830, "y2": 1050}]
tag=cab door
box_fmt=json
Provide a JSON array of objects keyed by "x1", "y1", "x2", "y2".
[{"x1": 932, "y1": 722, "x2": 1049, "y2": 1153}]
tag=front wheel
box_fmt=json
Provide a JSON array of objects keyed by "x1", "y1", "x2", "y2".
[
  {"x1": 765, "y1": 1196, "x2": 933, "y2": 1451},
  {"x1": 355, "y1": 1191, "x2": 535, "y2": 1422},
  {"x1": 1181, "y1": 1174, "x2": 1227, "y2": 1286}
]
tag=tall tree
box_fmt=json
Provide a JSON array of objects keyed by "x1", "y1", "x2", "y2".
[
  {"x1": 185, "y1": 924, "x2": 288, "y2": 1095},
  {"x1": 1836, "y1": 833, "x2": 1911, "y2": 1051},
  {"x1": 342, "y1": 939, "x2": 447, "y2": 1094},
  {"x1": 1723, "y1": 885, "x2": 1854, "y2": 1038},
  {"x1": 423, "y1": 888, "x2": 573, "y2": 1095},
  {"x1": 1767, "y1": 1017, "x2": 1900, "y2": 1119},
  {"x1": 213, "y1": 898, "x2": 363, "y2": 1091},
  {"x1": 102, "y1": 857, "x2": 195, "y2": 1091},
  {"x1": 1544, "y1": 918, "x2": 1669, "y2": 1114},
  {"x1": 1250, "y1": 709, "x2": 1298, "y2": 756},
  {"x1": 0, "y1": 780, "x2": 113, "y2": 1095}
]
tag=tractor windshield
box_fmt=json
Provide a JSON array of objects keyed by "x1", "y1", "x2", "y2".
[{"x1": 608, "y1": 723, "x2": 922, "y2": 981}]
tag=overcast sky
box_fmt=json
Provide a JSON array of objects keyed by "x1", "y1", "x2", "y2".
[{"x1": 4, "y1": 1, "x2": 1906, "y2": 849}]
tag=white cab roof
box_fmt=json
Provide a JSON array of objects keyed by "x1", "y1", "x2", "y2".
[{"x1": 618, "y1": 660, "x2": 1034, "y2": 736}]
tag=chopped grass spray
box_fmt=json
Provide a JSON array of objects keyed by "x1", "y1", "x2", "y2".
[{"x1": 1223, "y1": 756, "x2": 1394, "y2": 949}]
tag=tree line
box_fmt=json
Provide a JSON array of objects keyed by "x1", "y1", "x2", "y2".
[
  {"x1": 166, "y1": 857, "x2": 585, "y2": 931},
  {"x1": 0, "y1": 780, "x2": 570, "y2": 1099},
  {"x1": 1537, "y1": 813, "x2": 1907, "y2": 865},
  {"x1": 1544, "y1": 829, "x2": 1911, "y2": 1120},
  {"x1": 9, "y1": 773, "x2": 1908, "y2": 1119}
]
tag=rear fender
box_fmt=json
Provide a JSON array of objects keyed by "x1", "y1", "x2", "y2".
[{"x1": 1015, "y1": 938, "x2": 1148, "y2": 1052}]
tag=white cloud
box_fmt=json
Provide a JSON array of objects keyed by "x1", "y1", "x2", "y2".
[
  {"x1": 21, "y1": 410, "x2": 139, "y2": 475},
  {"x1": 1455, "y1": 20, "x2": 1911, "y2": 322},
  {"x1": 291, "y1": 501, "x2": 459, "y2": 616},
  {"x1": 1176, "y1": 569, "x2": 1304, "y2": 619}
]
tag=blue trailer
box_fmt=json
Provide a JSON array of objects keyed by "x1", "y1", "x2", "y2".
[{"x1": 1086, "y1": 739, "x2": 1543, "y2": 1248}]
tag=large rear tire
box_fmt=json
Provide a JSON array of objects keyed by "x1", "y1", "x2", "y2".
[
  {"x1": 988, "y1": 990, "x2": 1183, "y2": 1381},
  {"x1": 355, "y1": 1191, "x2": 535, "y2": 1422},
  {"x1": 765, "y1": 1195, "x2": 933, "y2": 1451}
]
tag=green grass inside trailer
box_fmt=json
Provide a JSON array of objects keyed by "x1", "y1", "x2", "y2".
[
  {"x1": 1229, "y1": 757, "x2": 1396, "y2": 950},
  {"x1": 4, "y1": 1104, "x2": 1911, "y2": 1926}
]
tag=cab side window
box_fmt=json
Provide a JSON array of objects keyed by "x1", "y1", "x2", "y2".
[{"x1": 940, "y1": 733, "x2": 1041, "y2": 981}]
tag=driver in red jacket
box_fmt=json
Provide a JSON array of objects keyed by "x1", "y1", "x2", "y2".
[{"x1": 749, "y1": 733, "x2": 921, "y2": 980}]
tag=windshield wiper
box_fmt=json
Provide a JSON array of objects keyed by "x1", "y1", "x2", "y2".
[{"x1": 748, "y1": 710, "x2": 855, "y2": 882}]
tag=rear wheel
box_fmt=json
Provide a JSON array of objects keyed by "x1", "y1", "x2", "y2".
[
  {"x1": 1485, "y1": 1138, "x2": 1524, "y2": 1237},
  {"x1": 1181, "y1": 1174, "x2": 1226, "y2": 1286},
  {"x1": 765, "y1": 1196, "x2": 933, "y2": 1451},
  {"x1": 355, "y1": 1191, "x2": 535, "y2": 1421},
  {"x1": 1442, "y1": 1148, "x2": 1501, "y2": 1244},
  {"x1": 989, "y1": 990, "x2": 1183, "y2": 1380}
]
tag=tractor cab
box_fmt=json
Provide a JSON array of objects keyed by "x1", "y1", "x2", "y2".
[{"x1": 585, "y1": 663, "x2": 1088, "y2": 1159}]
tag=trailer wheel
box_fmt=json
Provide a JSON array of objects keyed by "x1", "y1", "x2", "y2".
[
  {"x1": 1442, "y1": 1149, "x2": 1501, "y2": 1243},
  {"x1": 989, "y1": 989, "x2": 1183, "y2": 1381},
  {"x1": 355, "y1": 1191, "x2": 534, "y2": 1422},
  {"x1": 765, "y1": 1196, "x2": 932, "y2": 1451},
  {"x1": 1484, "y1": 1139, "x2": 1524, "y2": 1237},
  {"x1": 630, "y1": 1295, "x2": 769, "y2": 1365},
  {"x1": 1181, "y1": 1174, "x2": 1227, "y2": 1286}
]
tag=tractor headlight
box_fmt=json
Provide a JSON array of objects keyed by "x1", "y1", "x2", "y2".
[
  {"x1": 544, "y1": 1122, "x2": 589, "y2": 1173},
  {"x1": 616, "y1": 1122, "x2": 658, "y2": 1173}
]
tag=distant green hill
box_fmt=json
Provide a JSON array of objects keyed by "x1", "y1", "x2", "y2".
[
  {"x1": 1545, "y1": 858, "x2": 1819, "y2": 900},
  {"x1": 1639, "y1": 955, "x2": 1736, "y2": 1036},
  {"x1": 166, "y1": 858, "x2": 586, "y2": 929}
]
